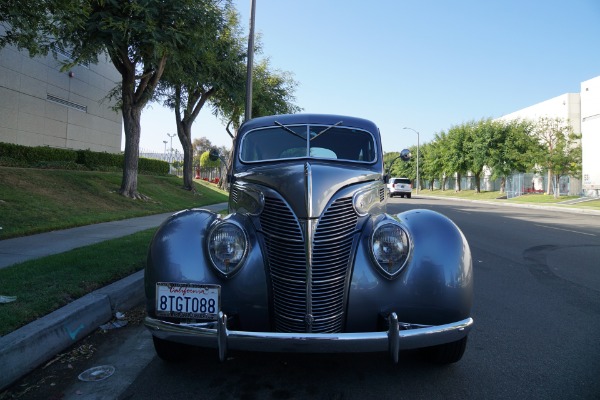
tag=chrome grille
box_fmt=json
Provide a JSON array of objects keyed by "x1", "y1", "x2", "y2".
[{"x1": 260, "y1": 196, "x2": 358, "y2": 333}]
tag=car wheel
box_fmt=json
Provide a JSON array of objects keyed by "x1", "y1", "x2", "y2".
[
  {"x1": 421, "y1": 336, "x2": 468, "y2": 364},
  {"x1": 152, "y1": 336, "x2": 192, "y2": 362},
  {"x1": 399, "y1": 194, "x2": 404, "y2": 198},
  {"x1": 407, "y1": 193, "x2": 412, "y2": 199}
]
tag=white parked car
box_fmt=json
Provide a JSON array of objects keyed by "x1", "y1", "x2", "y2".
[{"x1": 388, "y1": 177, "x2": 412, "y2": 198}]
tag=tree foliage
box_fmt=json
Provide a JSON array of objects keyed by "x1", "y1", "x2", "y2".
[
  {"x1": 407, "y1": 117, "x2": 581, "y2": 196},
  {"x1": 2, "y1": 0, "x2": 226, "y2": 199},
  {"x1": 156, "y1": 3, "x2": 242, "y2": 191},
  {"x1": 211, "y1": 57, "x2": 302, "y2": 136},
  {"x1": 531, "y1": 117, "x2": 582, "y2": 198}
]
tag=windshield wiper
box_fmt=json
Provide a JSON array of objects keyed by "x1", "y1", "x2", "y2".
[
  {"x1": 274, "y1": 121, "x2": 306, "y2": 140},
  {"x1": 310, "y1": 121, "x2": 343, "y2": 141}
]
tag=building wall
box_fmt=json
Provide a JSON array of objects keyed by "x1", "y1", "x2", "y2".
[
  {"x1": 581, "y1": 76, "x2": 600, "y2": 197},
  {"x1": 500, "y1": 92, "x2": 581, "y2": 132},
  {"x1": 0, "y1": 40, "x2": 122, "y2": 153},
  {"x1": 498, "y1": 77, "x2": 600, "y2": 197}
]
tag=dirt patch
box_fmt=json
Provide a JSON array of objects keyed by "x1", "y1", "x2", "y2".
[{"x1": 0, "y1": 305, "x2": 146, "y2": 400}]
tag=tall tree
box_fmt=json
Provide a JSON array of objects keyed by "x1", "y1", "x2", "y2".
[
  {"x1": 487, "y1": 119, "x2": 539, "y2": 192},
  {"x1": 210, "y1": 57, "x2": 302, "y2": 188},
  {"x1": 431, "y1": 131, "x2": 453, "y2": 190},
  {"x1": 445, "y1": 125, "x2": 469, "y2": 191},
  {"x1": 212, "y1": 58, "x2": 302, "y2": 137},
  {"x1": 157, "y1": 5, "x2": 246, "y2": 190},
  {"x1": 532, "y1": 117, "x2": 581, "y2": 198},
  {"x1": 464, "y1": 119, "x2": 496, "y2": 193},
  {"x1": 3, "y1": 0, "x2": 225, "y2": 199},
  {"x1": 418, "y1": 142, "x2": 437, "y2": 190}
]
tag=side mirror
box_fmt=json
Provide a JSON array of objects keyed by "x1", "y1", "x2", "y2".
[
  {"x1": 399, "y1": 149, "x2": 411, "y2": 162},
  {"x1": 209, "y1": 148, "x2": 220, "y2": 162}
]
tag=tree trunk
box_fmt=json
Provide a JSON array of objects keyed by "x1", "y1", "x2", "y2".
[
  {"x1": 174, "y1": 87, "x2": 215, "y2": 191},
  {"x1": 120, "y1": 103, "x2": 143, "y2": 199},
  {"x1": 546, "y1": 169, "x2": 552, "y2": 195},
  {"x1": 456, "y1": 173, "x2": 462, "y2": 192},
  {"x1": 474, "y1": 172, "x2": 481, "y2": 193},
  {"x1": 114, "y1": 52, "x2": 166, "y2": 200},
  {"x1": 180, "y1": 122, "x2": 194, "y2": 191},
  {"x1": 500, "y1": 176, "x2": 506, "y2": 193}
]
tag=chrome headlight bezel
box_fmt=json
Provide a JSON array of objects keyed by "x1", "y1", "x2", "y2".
[
  {"x1": 206, "y1": 219, "x2": 248, "y2": 278},
  {"x1": 370, "y1": 221, "x2": 411, "y2": 279}
]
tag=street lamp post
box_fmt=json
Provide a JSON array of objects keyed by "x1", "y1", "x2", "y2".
[
  {"x1": 167, "y1": 133, "x2": 176, "y2": 164},
  {"x1": 403, "y1": 127, "x2": 420, "y2": 195},
  {"x1": 162, "y1": 140, "x2": 167, "y2": 161}
]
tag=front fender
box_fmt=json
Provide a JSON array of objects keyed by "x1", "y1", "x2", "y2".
[
  {"x1": 145, "y1": 209, "x2": 270, "y2": 331},
  {"x1": 346, "y1": 209, "x2": 472, "y2": 330}
]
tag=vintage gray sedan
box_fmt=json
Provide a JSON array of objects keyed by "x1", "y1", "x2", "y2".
[{"x1": 144, "y1": 114, "x2": 473, "y2": 364}]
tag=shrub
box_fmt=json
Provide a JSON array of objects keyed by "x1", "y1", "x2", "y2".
[{"x1": 0, "y1": 142, "x2": 170, "y2": 175}]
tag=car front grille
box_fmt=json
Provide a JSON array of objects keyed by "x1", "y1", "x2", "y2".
[{"x1": 259, "y1": 196, "x2": 358, "y2": 333}]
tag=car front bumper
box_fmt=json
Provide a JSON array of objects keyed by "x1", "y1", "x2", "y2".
[{"x1": 145, "y1": 312, "x2": 473, "y2": 363}]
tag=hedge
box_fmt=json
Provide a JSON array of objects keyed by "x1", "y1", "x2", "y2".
[{"x1": 0, "y1": 142, "x2": 169, "y2": 175}]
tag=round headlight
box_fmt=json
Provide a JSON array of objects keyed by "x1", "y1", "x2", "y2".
[
  {"x1": 207, "y1": 222, "x2": 248, "y2": 278},
  {"x1": 371, "y1": 223, "x2": 410, "y2": 279}
]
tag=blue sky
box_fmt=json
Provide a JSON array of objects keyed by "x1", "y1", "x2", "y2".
[{"x1": 138, "y1": 0, "x2": 600, "y2": 155}]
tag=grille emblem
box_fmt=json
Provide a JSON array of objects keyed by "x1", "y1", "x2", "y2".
[{"x1": 305, "y1": 314, "x2": 314, "y2": 326}]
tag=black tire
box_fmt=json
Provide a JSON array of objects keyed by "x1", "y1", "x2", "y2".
[
  {"x1": 152, "y1": 336, "x2": 192, "y2": 362},
  {"x1": 421, "y1": 336, "x2": 468, "y2": 364},
  {"x1": 400, "y1": 194, "x2": 404, "y2": 198},
  {"x1": 407, "y1": 193, "x2": 412, "y2": 199}
]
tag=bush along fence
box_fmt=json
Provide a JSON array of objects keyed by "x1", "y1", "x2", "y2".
[{"x1": 0, "y1": 142, "x2": 169, "y2": 175}]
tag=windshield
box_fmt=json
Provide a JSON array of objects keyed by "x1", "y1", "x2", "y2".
[{"x1": 239, "y1": 124, "x2": 377, "y2": 163}]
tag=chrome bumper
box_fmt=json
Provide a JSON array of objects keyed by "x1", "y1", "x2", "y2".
[{"x1": 145, "y1": 312, "x2": 473, "y2": 363}]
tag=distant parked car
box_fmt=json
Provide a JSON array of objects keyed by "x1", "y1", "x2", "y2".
[
  {"x1": 388, "y1": 177, "x2": 412, "y2": 198},
  {"x1": 144, "y1": 113, "x2": 473, "y2": 365}
]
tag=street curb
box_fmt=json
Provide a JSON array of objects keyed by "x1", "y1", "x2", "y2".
[
  {"x1": 0, "y1": 271, "x2": 144, "y2": 391},
  {"x1": 417, "y1": 195, "x2": 600, "y2": 215}
]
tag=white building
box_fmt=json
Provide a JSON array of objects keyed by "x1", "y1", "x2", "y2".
[
  {"x1": 0, "y1": 35, "x2": 122, "y2": 153},
  {"x1": 499, "y1": 75, "x2": 600, "y2": 197},
  {"x1": 580, "y1": 76, "x2": 600, "y2": 197}
]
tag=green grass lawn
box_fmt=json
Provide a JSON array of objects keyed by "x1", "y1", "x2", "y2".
[
  {"x1": 0, "y1": 166, "x2": 229, "y2": 335},
  {"x1": 0, "y1": 167, "x2": 228, "y2": 238},
  {"x1": 0, "y1": 229, "x2": 155, "y2": 336},
  {"x1": 417, "y1": 188, "x2": 598, "y2": 207},
  {"x1": 417, "y1": 189, "x2": 503, "y2": 200}
]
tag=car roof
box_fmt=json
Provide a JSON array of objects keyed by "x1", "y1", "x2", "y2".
[{"x1": 239, "y1": 114, "x2": 379, "y2": 134}]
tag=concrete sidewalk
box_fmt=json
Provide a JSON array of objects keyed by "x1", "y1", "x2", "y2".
[
  {"x1": 0, "y1": 202, "x2": 228, "y2": 391},
  {"x1": 0, "y1": 203, "x2": 228, "y2": 269}
]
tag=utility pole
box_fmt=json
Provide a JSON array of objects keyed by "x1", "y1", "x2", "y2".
[
  {"x1": 244, "y1": 0, "x2": 257, "y2": 122},
  {"x1": 403, "y1": 127, "x2": 420, "y2": 195}
]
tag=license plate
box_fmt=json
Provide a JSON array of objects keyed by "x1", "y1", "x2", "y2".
[{"x1": 156, "y1": 283, "x2": 220, "y2": 319}]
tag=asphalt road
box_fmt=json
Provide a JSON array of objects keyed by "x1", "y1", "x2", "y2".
[{"x1": 12, "y1": 197, "x2": 600, "y2": 400}]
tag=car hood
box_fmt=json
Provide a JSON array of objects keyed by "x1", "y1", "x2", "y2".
[{"x1": 233, "y1": 161, "x2": 381, "y2": 219}]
